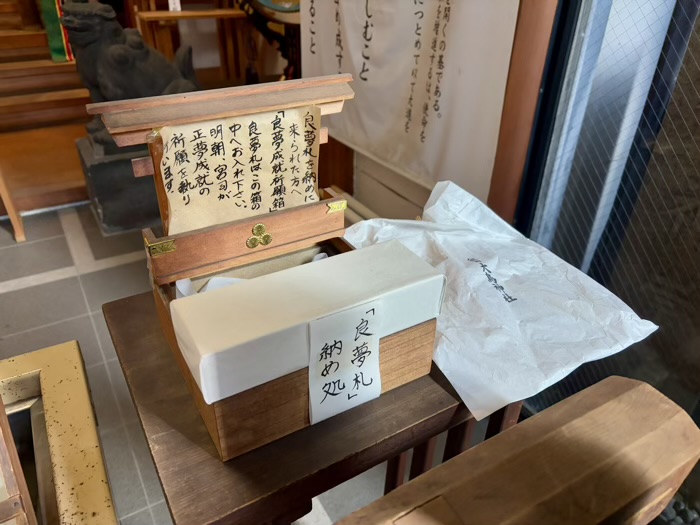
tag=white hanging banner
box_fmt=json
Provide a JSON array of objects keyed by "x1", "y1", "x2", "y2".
[{"x1": 301, "y1": 0, "x2": 519, "y2": 201}]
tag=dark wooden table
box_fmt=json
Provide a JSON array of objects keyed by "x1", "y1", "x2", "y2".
[{"x1": 104, "y1": 292, "x2": 520, "y2": 525}]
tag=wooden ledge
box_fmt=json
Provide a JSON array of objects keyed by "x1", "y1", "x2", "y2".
[{"x1": 137, "y1": 8, "x2": 246, "y2": 22}]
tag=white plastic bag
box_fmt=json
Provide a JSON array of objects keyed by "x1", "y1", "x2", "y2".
[{"x1": 344, "y1": 181, "x2": 657, "y2": 419}]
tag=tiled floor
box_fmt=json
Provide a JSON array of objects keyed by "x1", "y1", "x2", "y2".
[{"x1": 0, "y1": 206, "x2": 386, "y2": 525}]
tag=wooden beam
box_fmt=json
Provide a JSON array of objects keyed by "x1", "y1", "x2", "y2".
[
  {"x1": 137, "y1": 7, "x2": 245, "y2": 21},
  {"x1": 102, "y1": 83, "x2": 353, "y2": 135},
  {"x1": 487, "y1": 0, "x2": 558, "y2": 222},
  {"x1": 87, "y1": 74, "x2": 352, "y2": 115},
  {"x1": 341, "y1": 377, "x2": 700, "y2": 525}
]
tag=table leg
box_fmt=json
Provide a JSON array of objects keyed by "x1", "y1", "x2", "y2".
[
  {"x1": 442, "y1": 418, "x2": 478, "y2": 462},
  {"x1": 485, "y1": 401, "x2": 523, "y2": 439},
  {"x1": 0, "y1": 170, "x2": 24, "y2": 242},
  {"x1": 408, "y1": 435, "x2": 438, "y2": 480},
  {"x1": 383, "y1": 450, "x2": 409, "y2": 494}
]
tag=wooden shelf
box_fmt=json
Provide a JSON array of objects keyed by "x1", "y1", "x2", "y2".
[{"x1": 137, "y1": 8, "x2": 246, "y2": 21}]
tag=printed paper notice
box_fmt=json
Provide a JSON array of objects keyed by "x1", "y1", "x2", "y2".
[
  {"x1": 308, "y1": 300, "x2": 382, "y2": 424},
  {"x1": 159, "y1": 106, "x2": 321, "y2": 234}
]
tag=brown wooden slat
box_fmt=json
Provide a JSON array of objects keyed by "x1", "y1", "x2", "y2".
[
  {"x1": 384, "y1": 452, "x2": 410, "y2": 495},
  {"x1": 487, "y1": 0, "x2": 558, "y2": 222},
  {"x1": 442, "y1": 418, "x2": 477, "y2": 462},
  {"x1": 138, "y1": 7, "x2": 245, "y2": 21},
  {"x1": 87, "y1": 73, "x2": 352, "y2": 115},
  {"x1": 0, "y1": 46, "x2": 49, "y2": 62},
  {"x1": 0, "y1": 88, "x2": 89, "y2": 112},
  {"x1": 101, "y1": 82, "x2": 353, "y2": 135},
  {"x1": 0, "y1": 105, "x2": 88, "y2": 132},
  {"x1": 0, "y1": 4, "x2": 20, "y2": 14},
  {"x1": 408, "y1": 436, "x2": 438, "y2": 480},
  {"x1": 318, "y1": 136, "x2": 355, "y2": 194},
  {"x1": 0, "y1": 29, "x2": 46, "y2": 49},
  {"x1": 485, "y1": 400, "x2": 522, "y2": 439},
  {"x1": 0, "y1": 71, "x2": 83, "y2": 95},
  {"x1": 0, "y1": 59, "x2": 77, "y2": 77}
]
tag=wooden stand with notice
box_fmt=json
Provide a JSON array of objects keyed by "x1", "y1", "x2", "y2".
[{"x1": 88, "y1": 75, "x2": 438, "y2": 461}]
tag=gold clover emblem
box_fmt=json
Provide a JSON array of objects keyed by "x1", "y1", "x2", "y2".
[{"x1": 246, "y1": 223, "x2": 273, "y2": 249}]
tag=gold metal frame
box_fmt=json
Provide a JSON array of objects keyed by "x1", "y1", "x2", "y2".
[{"x1": 0, "y1": 342, "x2": 117, "y2": 524}]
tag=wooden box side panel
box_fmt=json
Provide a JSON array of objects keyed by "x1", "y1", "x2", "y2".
[
  {"x1": 145, "y1": 197, "x2": 347, "y2": 285},
  {"x1": 214, "y1": 319, "x2": 437, "y2": 460},
  {"x1": 152, "y1": 286, "x2": 224, "y2": 459}
]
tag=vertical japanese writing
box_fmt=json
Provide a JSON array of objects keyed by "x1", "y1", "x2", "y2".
[
  {"x1": 269, "y1": 111, "x2": 287, "y2": 212},
  {"x1": 348, "y1": 308, "x2": 376, "y2": 400},
  {"x1": 190, "y1": 128, "x2": 213, "y2": 200},
  {"x1": 467, "y1": 258, "x2": 518, "y2": 303},
  {"x1": 227, "y1": 122, "x2": 247, "y2": 209},
  {"x1": 158, "y1": 106, "x2": 320, "y2": 234},
  {"x1": 168, "y1": 132, "x2": 192, "y2": 204},
  {"x1": 302, "y1": 110, "x2": 318, "y2": 203},
  {"x1": 359, "y1": 0, "x2": 373, "y2": 81},
  {"x1": 433, "y1": 0, "x2": 450, "y2": 118},
  {"x1": 289, "y1": 120, "x2": 301, "y2": 198},
  {"x1": 308, "y1": 0, "x2": 317, "y2": 55},
  {"x1": 405, "y1": 1, "x2": 424, "y2": 133},
  {"x1": 319, "y1": 339, "x2": 344, "y2": 403},
  {"x1": 248, "y1": 120, "x2": 262, "y2": 211},
  {"x1": 334, "y1": 0, "x2": 344, "y2": 73},
  {"x1": 420, "y1": 0, "x2": 443, "y2": 143}
]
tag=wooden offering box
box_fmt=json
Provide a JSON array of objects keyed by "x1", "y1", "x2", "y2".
[
  {"x1": 89, "y1": 74, "x2": 439, "y2": 461},
  {"x1": 145, "y1": 190, "x2": 438, "y2": 461}
]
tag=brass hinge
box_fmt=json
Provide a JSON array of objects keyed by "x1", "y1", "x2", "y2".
[
  {"x1": 145, "y1": 238, "x2": 176, "y2": 257},
  {"x1": 327, "y1": 200, "x2": 347, "y2": 213}
]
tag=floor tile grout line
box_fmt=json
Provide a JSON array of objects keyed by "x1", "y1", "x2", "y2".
[
  {"x1": 79, "y1": 250, "x2": 147, "y2": 276},
  {"x1": 58, "y1": 207, "x2": 97, "y2": 272},
  {"x1": 148, "y1": 505, "x2": 158, "y2": 525},
  {"x1": 0, "y1": 234, "x2": 65, "y2": 251},
  {"x1": 0, "y1": 266, "x2": 79, "y2": 295},
  {"x1": 59, "y1": 206, "x2": 147, "y2": 276},
  {"x1": 0, "y1": 312, "x2": 91, "y2": 340},
  {"x1": 117, "y1": 498, "x2": 165, "y2": 522},
  {"x1": 86, "y1": 357, "x2": 117, "y2": 370}
]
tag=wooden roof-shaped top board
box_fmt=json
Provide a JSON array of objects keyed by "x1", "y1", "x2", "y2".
[{"x1": 87, "y1": 74, "x2": 354, "y2": 147}]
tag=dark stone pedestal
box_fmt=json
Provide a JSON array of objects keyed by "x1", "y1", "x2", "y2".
[{"x1": 77, "y1": 137, "x2": 161, "y2": 234}]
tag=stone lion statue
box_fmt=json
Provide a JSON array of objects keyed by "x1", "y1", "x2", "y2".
[{"x1": 61, "y1": 0, "x2": 199, "y2": 148}]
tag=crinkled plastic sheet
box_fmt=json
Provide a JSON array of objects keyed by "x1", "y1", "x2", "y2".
[{"x1": 344, "y1": 181, "x2": 657, "y2": 419}]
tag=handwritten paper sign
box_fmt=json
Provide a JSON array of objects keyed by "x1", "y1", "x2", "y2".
[
  {"x1": 159, "y1": 106, "x2": 321, "y2": 234},
  {"x1": 308, "y1": 300, "x2": 382, "y2": 424}
]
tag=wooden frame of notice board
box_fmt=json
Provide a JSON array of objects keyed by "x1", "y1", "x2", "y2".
[{"x1": 88, "y1": 74, "x2": 438, "y2": 461}]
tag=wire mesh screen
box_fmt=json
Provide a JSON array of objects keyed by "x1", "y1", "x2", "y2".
[{"x1": 528, "y1": 0, "x2": 700, "y2": 419}]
